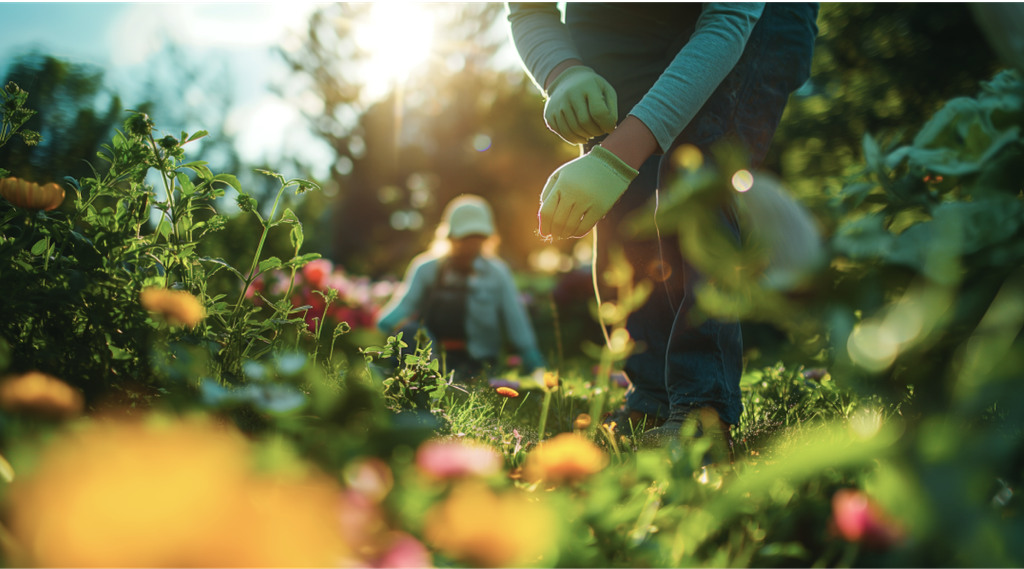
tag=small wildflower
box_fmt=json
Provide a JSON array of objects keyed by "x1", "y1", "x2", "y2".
[
  {"x1": 573, "y1": 413, "x2": 592, "y2": 430},
  {"x1": 831, "y1": 489, "x2": 905, "y2": 549},
  {"x1": 0, "y1": 371, "x2": 83, "y2": 419},
  {"x1": 416, "y1": 440, "x2": 503, "y2": 479},
  {"x1": 543, "y1": 371, "x2": 559, "y2": 390},
  {"x1": 523, "y1": 432, "x2": 607, "y2": 484},
  {"x1": 139, "y1": 287, "x2": 205, "y2": 327},
  {"x1": 495, "y1": 387, "x2": 519, "y2": 398}
]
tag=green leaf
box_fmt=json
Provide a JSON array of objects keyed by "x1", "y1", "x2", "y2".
[
  {"x1": 211, "y1": 173, "x2": 241, "y2": 193},
  {"x1": 183, "y1": 163, "x2": 213, "y2": 182},
  {"x1": 186, "y1": 130, "x2": 209, "y2": 143},
  {"x1": 258, "y1": 257, "x2": 283, "y2": 273},
  {"x1": 863, "y1": 132, "x2": 883, "y2": 174},
  {"x1": 285, "y1": 252, "x2": 321, "y2": 270},
  {"x1": 290, "y1": 224, "x2": 304, "y2": 251},
  {"x1": 176, "y1": 172, "x2": 196, "y2": 196},
  {"x1": 279, "y1": 208, "x2": 300, "y2": 225},
  {"x1": 30, "y1": 239, "x2": 48, "y2": 256}
]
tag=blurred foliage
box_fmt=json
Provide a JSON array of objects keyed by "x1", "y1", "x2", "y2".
[
  {"x1": 0, "y1": 52, "x2": 122, "y2": 185},
  {"x1": 770, "y1": 3, "x2": 1001, "y2": 209}
]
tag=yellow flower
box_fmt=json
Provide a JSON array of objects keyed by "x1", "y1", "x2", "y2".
[
  {"x1": 425, "y1": 482, "x2": 555, "y2": 567},
  {"x1": 7, "y1": 417, "x2": 346, "y2": 567},
  {"x1": 0, "y1": 177, "x2": 64, "y2": 211},
  {"x1": 0, "y1": 371, "x2": 83, "y2": 419},
  {"x1": 139, "y1": 287, "x2": 205, "y2": 327},
  {"x1": 573, "y1": 413, "x2": 592, "y2": 430},
  {"x1": 496, "y1": 386, "x2": 519, "y2": 398},
  {"x1": 523, "y1": 433, "x2": 607, "y2": 484},
  {"x1": 543, "y1": 371, "x2": 559, "y2": 390}
]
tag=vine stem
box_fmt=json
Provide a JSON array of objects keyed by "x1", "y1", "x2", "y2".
[{"x1": 232, "y1": 179, "x2": 291, "y2": 318}]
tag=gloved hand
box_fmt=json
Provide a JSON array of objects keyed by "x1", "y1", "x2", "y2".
[
  {"x1": 544, "y1": 66, "x2": 618, "y2": 145},
  {"x1": 538, "y1": 146, "x2": 638, "y2": 239},
  {"x1": 521, "y1": 348, "x2": 547, "y2": 373}
]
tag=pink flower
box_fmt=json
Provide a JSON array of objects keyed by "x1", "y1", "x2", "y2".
[
  {"x1": 416, "y1": 440, "x2": 503, "y2": 479},
  {"x1": 303, "y1": 258, "x2": 334, "y2": 289},
  {"x1": 831, "y1": 489, "x2": 905, "y2": 549},
  {"x1": 372, "y1": 532, "x2": 433, "y2": 568},
  {"x1": 505, "y1": 355, "x2": 522, "y2": 367}
]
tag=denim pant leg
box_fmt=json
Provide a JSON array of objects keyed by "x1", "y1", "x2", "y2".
[
  {"x1": 660, "y1": 206, "x2": 745, "y2": 425},
  {"x1": 614, "y1": 177, "x2": 745, "y2": 425}
]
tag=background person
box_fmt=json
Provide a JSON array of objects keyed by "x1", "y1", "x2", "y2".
[
  {"x1": 376, "y1": 195, "x2": 546, "y2": 382},
  {"x1": 507, "y1": 2, "x2": 819, "y2": 444}
]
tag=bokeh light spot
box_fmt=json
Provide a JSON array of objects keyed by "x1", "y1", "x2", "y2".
[
  {"x1": 732, "y1": 169, "x2": 754, "y2": 192},
  {"x1": 672, "y1": 144, "x2": 704, "y2": 171},
  {"x1": 847, "y1": 322, "x2": 899, "y2": 372},
  {"x1": 472, "y1": 134, "x2": 492, "y2": 152}
]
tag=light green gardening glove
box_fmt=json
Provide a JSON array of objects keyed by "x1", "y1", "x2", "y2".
[
  {"x1": 538, "y1": 146, "x2": 638, "y2": 239},
  {"x1": 544, "y1": 66, "x2": 619, "y2": 145}
]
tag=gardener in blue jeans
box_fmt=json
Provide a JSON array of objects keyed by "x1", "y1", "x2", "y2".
[{"x1": 507, "y1": 3, "x2": 818, "y2": 447}]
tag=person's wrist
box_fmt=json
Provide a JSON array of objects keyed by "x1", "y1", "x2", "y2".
[
  {"x1": 544, "y1": 58, "x2": 585, "y2": 92},
  {"x1": 598, "y1": 115, "x2": 659, "y2": 170}
]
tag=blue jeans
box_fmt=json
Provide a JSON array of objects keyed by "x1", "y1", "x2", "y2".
[{"x1": 568, "y1": 3, "x2": 818, "y2": 425}]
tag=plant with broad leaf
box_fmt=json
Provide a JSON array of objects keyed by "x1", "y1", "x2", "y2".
[{"x1": 360, "y1": 331, "x2": 450, "y2": 413}]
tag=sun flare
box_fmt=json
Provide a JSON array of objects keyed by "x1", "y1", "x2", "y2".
[{"x1": 354, "y1": 3, "x2": 436, "y2": 102}]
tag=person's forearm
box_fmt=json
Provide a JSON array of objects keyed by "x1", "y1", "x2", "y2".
[
  {"x1": 631, "y1": 3, "x2": 765, "y2": 153},
  {"x1": 507, "y1": 3, "x2": 583, "y2": 94},
  {"x1": 599, "y1": 115, "x2": 660, "y2": 170}
]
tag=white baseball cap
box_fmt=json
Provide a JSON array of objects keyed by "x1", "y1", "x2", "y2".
[{"x1": 443, "y1": 194, "x2": 495, "y2": 239}]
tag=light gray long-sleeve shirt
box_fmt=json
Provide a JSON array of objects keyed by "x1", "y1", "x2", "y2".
[
  {"x1": 376, "y1": 253, "x2": 542, "y2": 362},
  {"x1": 506, "y1": 2, "x2": 765, "y2": 153}
]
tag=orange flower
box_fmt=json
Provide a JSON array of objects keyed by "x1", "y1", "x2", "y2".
[
  {"x1": 573, "y1": 413, "x2": 592, "y2": 430},
  {"x1": 495, "y1": 387, "x2": 519, "y2": 398},
  {"x1": 523, "y1": 433, "x2": 607, "y2": 484},
  {"x1": 0, "y1": 371, "x2": 83, "y2": 419},
  {"x1": 0, "y1": 177, "x2": 64, "y2": 211},
  {"x1": 7, "y1": 416, "x2": 346, "y2": 567},
  {"x1": 424, "y1": 482, "x2": 555, "y2": 567},
  {"x1": 139, "y1": 287, "x2": 205, "y2": 327}
]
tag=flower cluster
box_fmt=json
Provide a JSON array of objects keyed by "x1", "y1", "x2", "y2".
[{"x1": 248, "y1": 258, "x2": 396, "y2": 332}]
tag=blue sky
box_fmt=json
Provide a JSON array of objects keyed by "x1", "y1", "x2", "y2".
[{"x1": 0, "y1": 3, "x2": 331, "y2": 177}]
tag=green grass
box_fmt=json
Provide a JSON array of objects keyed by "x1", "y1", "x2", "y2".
[{"x1": 436, "y1": 358, "x2": 881, "y2": 466}]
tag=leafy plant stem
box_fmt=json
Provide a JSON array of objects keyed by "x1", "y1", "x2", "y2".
[{"x1": 232, "y1": 179, "x2": 291, "y2": 318}]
